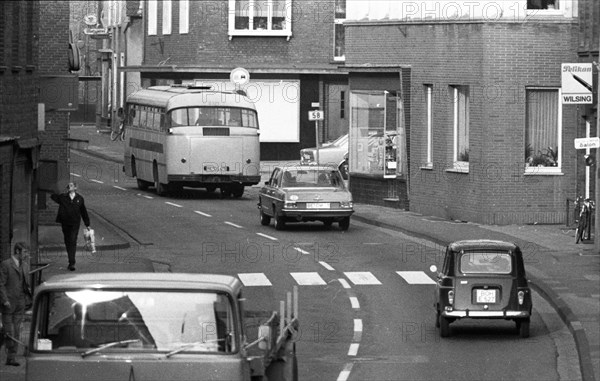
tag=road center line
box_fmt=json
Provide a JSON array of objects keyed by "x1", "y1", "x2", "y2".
[
  {"x1": 348, "y1": 343, "x2": 359, "y2": 356},
  {"x1": 143, "y1": 195, "x2": 153, "y2": 199},
  {"x1": 354, "y1": 319, "x2": 363, "y2": 333},
  {"x1": 256, "y1": 233, "x2": 277, "y2": 241},
  {"x1": 349, "y1": 296, "x2": 360, "y2": 309},
  {"x1": 70, "y1": 173, "x2": 81, "y2": 178},
  {"x1": 338, "y1": 278, "x2": 351, "y2": 289},
  {"x1": 337, "y1": 363, "x2": 353, "y2": 381},
  {"x1": 90, "y1": 179, "x2": 103, "y2": 184},
  {"x1": 194, "y1": 211, "x2": 212, "y2": 217},
  {"x1": 294, "y1": 247, "x2": 311, "y2": 255},
  {"x1": 225, "y1": 221, "x2": 243, "y2": 229},
  {"x1": 113, "y1": 186, "x2": 126, "y2": 191},
  {"x1": 165, "y1": 202, "x2": 183, "y2": 208},
  {"x1": 319, "y1": 261, "x2": 335, "y2": 271}
]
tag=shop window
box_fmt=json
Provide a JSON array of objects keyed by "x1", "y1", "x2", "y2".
[
  {"x1": 147, "y1": 0, "x2": 157, "y2": 35},
  {"x1": 527, "y1": 0, "x2": 559, "y2": 10},
  {"x1": 334, "y1": 0, "x2": 346, "y2": 61},
  {"x1": 525, "y1": 88, "x2": 562, "y2": 174},
  {"x1": 229, "y1": 0, "x2": 292, "y2": 39},
  {"x1": 179, "y1": 0, "x2": 189, "y2": 34},
  {"x1": 451, "y1": 85, "x2": 469, "y2": 171},
  {"x1": 349, "y1": 91, "x2": 406, "y2": 178}
]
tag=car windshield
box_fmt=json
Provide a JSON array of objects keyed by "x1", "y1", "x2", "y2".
[
  {"x1": 459, "y1": 252, "x2": 512, "y2": 274},
  {"x1": 281, "y1": 169, "x2": 345, "y2": 188},
  {"x1": 32, "y1": 289, "x2": 237, "y2": 354}
]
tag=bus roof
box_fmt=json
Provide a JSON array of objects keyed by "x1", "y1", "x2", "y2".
[{"x1": 126, "y1": 85, "x2": 257, "y2": 111}]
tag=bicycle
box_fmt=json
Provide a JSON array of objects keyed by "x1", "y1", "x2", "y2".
[
  {"x1": 110, "y1": 122, "x2": 126, "y2": 141},
  {"x1": 575, "y1": 197, "x2": 594, "y2": 244}
]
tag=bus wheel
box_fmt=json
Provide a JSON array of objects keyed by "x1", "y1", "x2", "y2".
[
  {"x1": 220, "y1": 187, "x2": 232, "y2": 198},
  {"x1": 232, "y1": 185, "x2": 244, "y2": 198},
  {"x1": 153, "y1": 163, "x2": 168, "y2": 196}
]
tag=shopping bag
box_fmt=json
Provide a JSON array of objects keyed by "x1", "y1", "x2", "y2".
[{"x1": 83, "y1": 228, "x2": 96, "y2": 253}]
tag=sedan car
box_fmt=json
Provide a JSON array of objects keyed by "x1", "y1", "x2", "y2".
[
  {"x1": 430, "y1": 240, "x2": 532, "y2": 338},
  {"x1": 300, "y1": 134, "x2": 348, "y2": 167},
  {"x1": 258, "y1": 166, "x2": 354, "y2": 230}
]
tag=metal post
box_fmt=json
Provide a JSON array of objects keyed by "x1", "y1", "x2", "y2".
[
  {"x1": 315, "y1": 120, "x2": 320, "y2": 166},
  {"x1": 595, "y1": 38, "x2": 600, "y2": 252}
]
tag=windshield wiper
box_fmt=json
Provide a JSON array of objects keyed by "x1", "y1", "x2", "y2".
[
  {"x1": 165, "y1": 339, "x2": 224, "y2": 358},
  {"x1": 81, "y1": 339, "x2": 141, "y2": 358}
]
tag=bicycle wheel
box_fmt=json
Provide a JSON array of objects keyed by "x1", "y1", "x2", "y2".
[
  {"x1": 119, "y1": 127, "x2": 126, "y2": 141},
  {"x1": 110, "y1": 129, "x2": 120, "y2": 141}
]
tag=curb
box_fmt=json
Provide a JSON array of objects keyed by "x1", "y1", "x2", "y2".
[{"x1": 353, "y1": 214, "x2": 596, "y2": 381}]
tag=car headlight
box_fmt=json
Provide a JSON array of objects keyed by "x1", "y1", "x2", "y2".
[
  {"x1": 284, "y1": 201, "x2": 297, "y2": 208},
  {"x1": 447, "y1": 290, "x2": 454, "y2": 305},
  {"x1": 518, "y1": 290, "x2": 525, "y2": 305}
]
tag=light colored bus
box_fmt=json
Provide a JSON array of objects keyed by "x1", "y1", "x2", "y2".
[{"x1": 123, "y1": 85, "x2": 261, "y2": 197}]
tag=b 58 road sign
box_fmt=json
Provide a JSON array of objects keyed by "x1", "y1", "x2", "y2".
[
  {"x1": 574, "y1": 137, "x2": 600, "y2": 150},
  {"x1": 308, "y1": 110, "x2": 324, "y2": 121}
]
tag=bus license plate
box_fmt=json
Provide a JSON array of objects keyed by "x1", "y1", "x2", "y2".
[
  {"x1": 307, "y1": 203, "x2": 330, "y2": 209},
  {"x1": 476, "y1": 289, "x2": 496, "y2": 303}
]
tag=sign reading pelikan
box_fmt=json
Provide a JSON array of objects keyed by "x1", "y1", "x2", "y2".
[{"x1": 561, "y1": 63, "x2": 593, "y2": 104}]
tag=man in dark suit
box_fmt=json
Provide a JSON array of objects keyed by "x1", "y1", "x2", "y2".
[
  {"x1": 0, "y1": 242, "x2": 32, "y2": 366},
  {"x1": 51, "y1": 182, "x2": 91, "y2": 271}
]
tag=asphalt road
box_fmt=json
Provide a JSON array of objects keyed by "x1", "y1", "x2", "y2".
[{"x1": 69, "y1": 150, "x2": 569, "y2": 381}]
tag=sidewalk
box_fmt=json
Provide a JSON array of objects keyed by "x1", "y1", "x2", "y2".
[{"x1": 6, "y1": 123, "x2": 594, "y2": 381}]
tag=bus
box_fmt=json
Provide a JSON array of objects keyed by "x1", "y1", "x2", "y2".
[{"x1": 123, "y1": 85, "x2": 261, "y2": 197}]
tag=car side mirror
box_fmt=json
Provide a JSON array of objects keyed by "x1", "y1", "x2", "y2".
[{"x1": 264, "y1": 181, "x2": 270, "y2": 186}]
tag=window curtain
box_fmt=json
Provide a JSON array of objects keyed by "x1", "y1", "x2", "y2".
[{"x1": 526, "y1": 89, "x2": 558, "y2": 157}]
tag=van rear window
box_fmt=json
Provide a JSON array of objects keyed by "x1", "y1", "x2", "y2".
[{"x1": 459, "y1": 252, "x2": 512, "y2": 274}]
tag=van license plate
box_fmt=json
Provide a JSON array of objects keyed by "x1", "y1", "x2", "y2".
[{"x1": 476, "y1": 289, "x2": 496, "y2": 303}]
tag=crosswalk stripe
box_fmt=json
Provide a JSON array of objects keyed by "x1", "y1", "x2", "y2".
[
  {"x1": 344, "y1": 272, "x2": 382, "y2": 285},
  {"x1": 238, "y1": 273, "x2": 272, "y2": 286},
  {"x1": 290, "y1": 272, "x2": 327, "y2": 286},
  {"x1": 396, "y1": 271, "x2": 436, "y2": 284}
]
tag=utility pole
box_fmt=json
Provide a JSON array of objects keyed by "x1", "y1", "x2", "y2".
[{"x1": 595, "y1": 47, "x2": 600, "y2": 252}]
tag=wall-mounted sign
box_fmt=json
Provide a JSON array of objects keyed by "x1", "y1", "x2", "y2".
[{"x1": 561, "y1": 63, "x2": 593, "y2": 104}]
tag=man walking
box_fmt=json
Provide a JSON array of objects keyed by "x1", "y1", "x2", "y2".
[
  {"x1": 51, "y1": 182, "x2": 91, "y2": 271},
  {"x1": 0, "y1": 242, "x2": 32, "y2": 366}
]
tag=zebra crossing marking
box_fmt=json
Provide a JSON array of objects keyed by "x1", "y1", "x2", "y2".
[
  {"x1": 344, "y1": 272, "x2": 382, "y2": 285},
  {"x1": 396, "y1": 271, "x2": 436, "y2": 284},
  {"x1": 290, "y1": 272, "x2": 327, "y2": 286},
  {"x1": 238, "y1": 273, "x2": 272, "y2": 286}
]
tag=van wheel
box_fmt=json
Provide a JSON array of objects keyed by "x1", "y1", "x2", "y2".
[
  {"x1": 517, "y1": 319, "x2": 530, "y2": 338},
  {"x1": 220, "y1": 187, "x2": 232, "y2": 198},
  {"x1": 153, "y1": 163, "x2": 168, "y2": 196},
  {"x1": 232, "y1": 185, "x2": 244, "y2": 198},
  {"x1": 439, "y1": 315, "x2": 451, "y2": 337}
]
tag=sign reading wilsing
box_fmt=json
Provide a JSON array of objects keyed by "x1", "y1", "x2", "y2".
[{"x1": 561, "y1": 63, "x2": 593, "y2": 104}]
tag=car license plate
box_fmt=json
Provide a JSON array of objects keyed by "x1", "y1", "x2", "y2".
[
  {"x1": 476, "y1": 289, "x2": 496, "y2": 303},
  {"x1": 307, "y1": 203, "x2": 330, "y2": 209}
]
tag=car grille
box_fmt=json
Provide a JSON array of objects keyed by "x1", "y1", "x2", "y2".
[{"x1": 203, "y1": 127, "x2": 230, "y2": 136}]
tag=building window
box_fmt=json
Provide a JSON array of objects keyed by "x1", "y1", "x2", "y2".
[
  {"x1": 527, "y1": 0, "x2": 560, "y2": 10},
  {"x1": 451, "y1": 85, "x2": 469, "y2": 170},
  {"x1": 423, "y1": 84, "x2": 433, "y2": 168},
  {"x1": 525, "y1": 88, "x2": 562, "y2": 173},
  {"x1": 147, "y1": 0, "x2": 157, "y2": 35},
  {"x1": 179, "y1": 0, "x2": 189, "y2": 34},
  {"x1": 349, "y1": 90, "x2": 406, "y2": 178},
  {"x1": 334, "y1": 0, "x2": 345, "y2": 61},
  {"x1": 163, "y1": 0, "x2": 172, "y2": 35},
  {"x1": 228, "y1": 0, "x2": 292, "y2": 39}
]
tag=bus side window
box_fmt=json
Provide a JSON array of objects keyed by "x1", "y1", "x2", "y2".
[
  {"x1": 139, "y1": 108, "x2": 147, "y2": 129},
  {"x1": 132, "y1": 106, "x2": 140, "y2": 128},
  {"x1": 160, "y1": 112, "x2": 168, "y2": 131}
]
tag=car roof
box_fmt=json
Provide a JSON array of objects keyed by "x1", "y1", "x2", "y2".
[
  {"x1": 276, "y1": 165, "x2": 341, "y2": 171},
  {"x1": 37, "y1": 272, "x2": 242, "y2": 294},
  {"x1": 447, "y1": 239, "x2": 519, "y2": 252}
]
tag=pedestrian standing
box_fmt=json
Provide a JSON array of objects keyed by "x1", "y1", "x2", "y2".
[
  {"x1": 0, "y1": 242, "x2": 32, "y2": 367},
  {"x1": 51, "y1": 182, "x2": 91, "y2": 271}
]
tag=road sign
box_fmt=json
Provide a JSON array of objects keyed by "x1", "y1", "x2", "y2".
[
  {"x1": 562, "y1": 63, "x2": 593, "y2": 104},
  {"x1": 574, "y1": 137, "x2": 600, "y2": 150},
  {"x1": 308, "y1": 110, "x2": 324, "y2": 121}
]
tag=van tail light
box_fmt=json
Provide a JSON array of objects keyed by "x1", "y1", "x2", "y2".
[
  {"x1": 518, "y1": 290, "x2": 525, "y2": 305},
  {"x1": 447, "y1": 290, "x2": 454, "y2": 305}
]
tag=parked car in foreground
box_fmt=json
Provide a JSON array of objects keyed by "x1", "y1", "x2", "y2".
[
  {"x1": 258, "y1": 165, "x2": 354, "y2": 230},
  {"x1": 26, "y1": 273, "x2": 299, "y2": 381},
  {"x1": 300, "y1": 134, "x2": 348, "y2": 167},
  {"x1": 430, "y1": 240, "x2": 532, "y2": 338}
]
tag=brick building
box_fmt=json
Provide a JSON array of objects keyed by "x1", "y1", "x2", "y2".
[
  {"x1": 342, "y1": 0, "x2": 586, "y2": 224},
  {"x1": 0, "y1": 1, "x2": 74, "y2": 261},
  {"x1": 117, "y1": 0, "x2": 349, "y2": 161}
]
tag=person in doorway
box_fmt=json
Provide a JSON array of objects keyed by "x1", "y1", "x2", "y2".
[
  {"x1": 51, "y1": 182, "x2": 91, "y2": 271},
  {"x1": 0, "y1": 242, "x2": 32, "y2": 366}
]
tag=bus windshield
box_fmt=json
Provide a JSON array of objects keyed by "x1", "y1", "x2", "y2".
[{"x1": 170, "y1": 107, "x2": 258, "y2": 128}]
